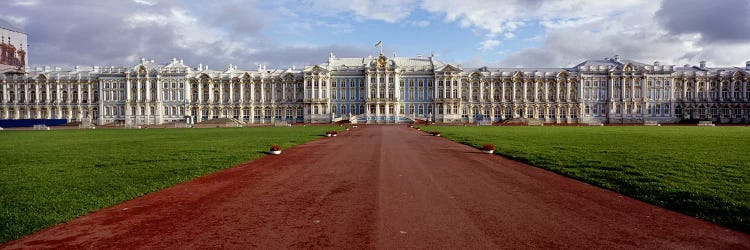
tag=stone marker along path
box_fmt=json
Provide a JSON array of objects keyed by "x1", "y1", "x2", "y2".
[{"x1": 3, "y1": 126, "x2": 749, "y2": 249}]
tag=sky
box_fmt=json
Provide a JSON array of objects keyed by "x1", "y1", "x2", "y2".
[{"x1": 1, "y1": 0, "x2": 749, "y2": 70}]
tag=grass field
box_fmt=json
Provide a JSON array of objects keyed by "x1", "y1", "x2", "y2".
[
  {"x1": 422, "y1": 125, "x2": 750, "y2": 233},
  {"x1": 0, "y1": 126, "x2": 341, "y2": 243}
]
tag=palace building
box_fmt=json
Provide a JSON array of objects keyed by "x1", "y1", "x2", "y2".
[
  {"x1": 0, "y1": 19, "x2": 28, "y2": 74},
  {"x1": 1, "y1": 53, "x2": 749, "y2": 126}
]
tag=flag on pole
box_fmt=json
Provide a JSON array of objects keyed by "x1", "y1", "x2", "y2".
[{"x1": 374, "y1": 41, "x2": 382, "y2": 47}]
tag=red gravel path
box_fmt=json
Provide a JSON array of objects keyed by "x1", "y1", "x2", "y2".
[{"x1": 3, "y1": 125, "x2": 749, "y2": 249}]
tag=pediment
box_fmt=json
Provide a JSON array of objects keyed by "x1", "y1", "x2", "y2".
[{"x1": 440, "y1": 64, "x2": 460, "y2": 72}]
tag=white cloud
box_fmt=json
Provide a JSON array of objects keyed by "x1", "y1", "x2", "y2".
[
  {"x1": 499, "y1": 1, "x2": 750, "y2": 68},
  {"x1": 421, "y1": 0, "x2": 644, "y2": 38},
  {"x1": 0, "y1": 15, "x2": 27, "y2": 26},
  {"x1": 125, "y1": 13, "x2": 170, "y2": 28},
  {"x1": 9, "y1": 0, "x2": 39, "y2": 7},
  {"x1": 132, "y1": 0, "x2": 156, "y2": 6},
  {"x1": 411, "y1": 20, "x2": 430, "y2": 27},
  {"x1": 479, "y1": 39, "x2": 501, "y2": 51},
  {"x1": 301, "y1": 0, "x2": 419, "y2": 23}
]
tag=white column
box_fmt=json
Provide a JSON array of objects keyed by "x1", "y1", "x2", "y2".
[
  {"x1": 261, "y1": 79, "x2": 265, "y2": 102},
  {"x1": 208, "y1": 81, "x2": 214, "y2": 103},
  {"x1": 396, "y1": 74, "x2": 401, "y2": 101},
  {"x1": 218, "y1": 80, "x2": 224, "y2": 103},
  {"x1": 145, "y1": 78, "x2": 151, "y2": 101},
  {"x1": 376, "y1": 73, "x2": 380, "y2": 99},
  {"x1": 385, "y1": 103, "x2": 390, "y2": 122},
  {"x1": 457, "y1": 76, "x2": 462, "y2": 100},
  {"x1": 442, "y1": 77, "x2": 447, "y2": 99},
  {"x1": 239, "y1": 82, "x2": 244, "y2": 103},
  {"x1": 384, "y1": 72, "x2": 389, "y2": 99},
  {"x1": 271, "y1": 81, "x2": 275, "y2": 103},
  {"x1": 366, "y1": 73, "x2": 371, "y2": 99},
  {"x1": 501, "y1": 80, "x2": 506, "y2": 102},
  {"x1": 137, "y1": 78, "x2": 142, "y2": 101},
  {"x1": 468, "y1": 80, "x2": 473, "y2": 102},
  {"x1": 317, "y1": 76, "x2": 322, "y2": 99},
  {"x1": 87, "y1": 84, "x2": 92, "y2": 104},
  {"x1": 34, "y1": 83, "x2": 39, "y2": 104},
  {"x1": 2, "y1": 83, "x2": 6, "y2": 103},
  {"x1": 488, "y1": 80, "x2": 493, "y2": 102},
  {"x1": 250, "y1": 82, "x2": 255, "y2": 102},
  {"x1": 229, "y1": 81, "x2": 234, "y2": 103}
]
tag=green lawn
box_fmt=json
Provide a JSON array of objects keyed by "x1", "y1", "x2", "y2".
[
  {"x1": 0, "y1": 126, "x2": 341, "y2": 243},
  {"x1": 422, "y1": 125, "x2": 750, "y2": 233}
]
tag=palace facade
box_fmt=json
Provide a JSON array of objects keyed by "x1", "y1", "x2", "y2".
[
  {"x1": 1, "y1": 54, "x2": 750, "y2": 125},
  {"x1": 0, "y1": 19, "x2": 28, "y2": 74}
]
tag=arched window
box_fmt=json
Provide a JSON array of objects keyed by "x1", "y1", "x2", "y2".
[
  {"x1": 223, "y1": 84, "x2": 230, "y2": 101},
  {"x1": 733, "y1": 82, "x2": 741, "y2": 100},
  {"x1": 709, "y1": 82, "x2": 717, "y2": 100},
  {"x1": 514, "y1": 85, "x2": 523, "y2": 101},
  {"x1": 536, "y1": 86, "x2": 544, "y2": 102},
  {"x1": 525, "y1": 82, "x2": 534, "y2": 101}
]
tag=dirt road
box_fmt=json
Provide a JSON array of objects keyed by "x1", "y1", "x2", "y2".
[{"x1": 3, "y1": 125, "x2": 748, "y2": 249}]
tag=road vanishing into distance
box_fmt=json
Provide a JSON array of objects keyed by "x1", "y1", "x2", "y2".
[{"x1": 3, "y1": 125, "x2": 749, "y2": 249}]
